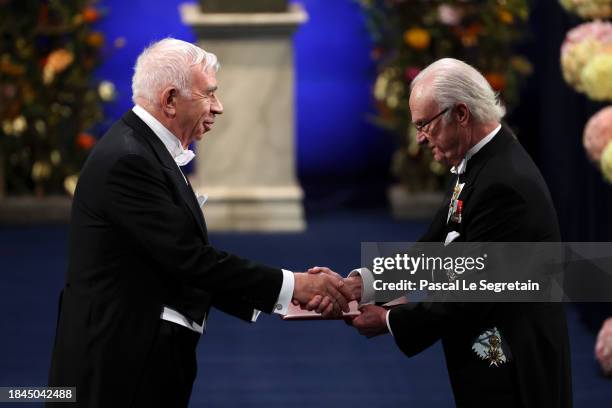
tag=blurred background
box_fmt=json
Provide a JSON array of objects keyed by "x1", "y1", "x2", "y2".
[{"x1": 1, "y1": 0, "x2": 612, "y2": 406}]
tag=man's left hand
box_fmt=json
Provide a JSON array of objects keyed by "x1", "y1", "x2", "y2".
[{"x1": 346, "y1": 304, "x2": 389, "y2": 338}]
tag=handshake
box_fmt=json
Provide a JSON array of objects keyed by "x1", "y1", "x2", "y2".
[
  {"x1": 290, "y1": 266, "x2": 392, "y2": 338},
  {"x1": 292, "y1": 266, "x2": 362, "y2": 318},
  {"x1": 292, "y1": 267, "x2": 362, "y2": 318}
]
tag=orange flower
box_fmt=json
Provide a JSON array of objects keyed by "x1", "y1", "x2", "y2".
[
  {"x1": 43, "y1": 49, "x2": 74, "y2": 83},
  {"x1": 82, "y1": 7, "x2": 100, "y2": 23},
  {"x1": 403, "y1": 27, "x2": 431, "y2": 50},
  {"x1": 485, "y1": 72, "x2": 507, "y2": 91},
  {"x1": 76, "y1": 133, "x2": 96, "y2": 150},
  {"x1": 45, "y1": 49, "x2": 74, "y2": 74},
  {"x1": 86, "y1": 32, "x2": 105, "y2": 48},
  {"x1": 498, "y1": 7, "x2": 514, "y2": 24},
  {"x1": 453, "y1": 23, "x2": 483, "y2": 47}
]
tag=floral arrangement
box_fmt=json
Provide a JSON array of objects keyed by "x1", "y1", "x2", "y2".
[
  {"x1": 581, "y1": 53, "x2": 612, "y2": 101},
  {"x1": 596, "y1": 317, "x2": 612, "y2": 375},
  {"x1": 583, "y1": 106, "x2": 612, "y2": 162},
  {"x1": 560, "y1": 13, "x2": 612, "y2": 184},
  {"x1": 601, "y1": 142, "x2": 612, "y2": 183},
  {"x1": 359, "y1": 0, "x2": 531, "y2": 192},
  {"x1": 560, "y1": 21, "x2": 612, "y2": 100},
  {"x1": 583, "y1": 106, "x2": 612, "y2": 183},
  {"x1": 0, "y1": 0, "x2": 122, "y2": 196},
  {"x1": 559, "y1": 0, "x2": 612, "y2": 20}
]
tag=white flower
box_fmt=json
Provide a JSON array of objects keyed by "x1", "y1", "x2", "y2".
[
  {"x1": 64, "y1": 174, "x2": 79, "y2": 197},
  {"x1": 12, "y1": 116, "x2": 27, "y2": 135},
  {"x1": 582, "y1": 53, "x2": 612, "y2": 101},
  {"x1": 98, "y1": 81, "x2": 116, "y2": 101},
  {"x1": 438, "y1": 4, "x2": 463, "y2": 26},
  {"x1": 31, "y1": 161, "x2": 51, "y2": 181}
]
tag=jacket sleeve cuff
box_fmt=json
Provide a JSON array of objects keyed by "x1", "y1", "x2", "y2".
[
  {"x1": 385, "y1": 310, "x2": 394, "y2": 337},
  {"x1": 348, "y1": 267, "x2": 375, "y2": 305}
]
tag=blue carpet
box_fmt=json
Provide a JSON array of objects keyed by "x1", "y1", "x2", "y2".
[{"x1": 0, "y1": 210, "x2": 610, "y2": 407}]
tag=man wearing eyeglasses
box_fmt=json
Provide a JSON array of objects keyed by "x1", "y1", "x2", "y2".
[{"x1": 343, "y1": 58, "x2": 572, "y2": 407}]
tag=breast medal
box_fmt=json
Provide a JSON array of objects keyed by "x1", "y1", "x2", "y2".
[
  {"x1": 447, "y1": 182, "x2": 465, "y2": 224},
  {"x1": 471, "y1": 327, "x2": 512, "y2": 367}
]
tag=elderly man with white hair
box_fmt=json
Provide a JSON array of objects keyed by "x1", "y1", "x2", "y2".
[
  {"x1": 47, "y1": 38, "x2": 352, "y2": 408},
  {"x1": 336, "y1": 58, "x2": 572, "y2": 407}
]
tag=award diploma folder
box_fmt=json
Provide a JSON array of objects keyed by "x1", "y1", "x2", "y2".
[
  {"x1": 282, "y1": 297, "x2": 408, "y2": 320},
  {"x1": 282, "y1": 301, "x2": 360, "y2": 320}
]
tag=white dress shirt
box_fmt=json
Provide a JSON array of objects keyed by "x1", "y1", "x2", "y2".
[
  {"x1": 132, "y1": 105, "x2": 294, "y2": 333},
  {"x1": 450, "y1": 124, "x2": 501, "y2": 175},
  {"x1": 351, "y1": 124, "x2": 502, "y2": 336}
]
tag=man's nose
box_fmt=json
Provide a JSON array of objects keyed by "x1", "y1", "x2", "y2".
[
  {"x1": 212, "y1": 97, "x2": 223, "y2": 115},
  {"x1": 416, "y1": 132, "x2": 428, "y2": 145}
]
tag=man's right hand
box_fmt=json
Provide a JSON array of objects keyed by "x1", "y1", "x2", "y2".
[
  {"x1": 297, "y1": 267, "x2": 363, "y2": 315},
  {"x1": 293, "y1": 272, "x2": 353, "y2": 318}
]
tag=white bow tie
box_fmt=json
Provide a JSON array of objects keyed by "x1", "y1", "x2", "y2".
[{"x1": 174, "y1": 149, "x2": 195, "y2": 166}]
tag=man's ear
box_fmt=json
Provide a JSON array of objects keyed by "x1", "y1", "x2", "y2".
[
  {"x1": 453, "y1": 103, "x2": 470, "y2": 127},
  {"x1": 160, "y1": 87, "x2": 178, "y2": 117}
]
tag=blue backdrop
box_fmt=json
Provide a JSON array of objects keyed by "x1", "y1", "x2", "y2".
[{"x1": 95, "y1": 0, "x2": 394, "y2": 207}]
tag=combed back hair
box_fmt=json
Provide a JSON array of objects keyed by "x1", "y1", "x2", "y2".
[
  {"x1": 131, "y1": 38, "x2": 219, "y2": 105},
  {"x1": 410, "y1": 58, "x2": 505, "y2": 124}
]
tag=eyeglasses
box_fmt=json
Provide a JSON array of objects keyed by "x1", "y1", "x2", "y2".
[{"x1": 413, "y1": 107, "x2": 449, "y2": 134}]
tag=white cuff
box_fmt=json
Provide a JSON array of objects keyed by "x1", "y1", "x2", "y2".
[
  {"x1": 348, "y1": 267, "x2": 375, "y2": 305},
  {"x1": 385, "y1": 310, "x2": 394, "y2": 337},
  {"x1": 272, "y1": 269, "x2": 294, "y2": 316},
  {"x1": 251, "y1": 310, "x2": 261, "y2": 322}
]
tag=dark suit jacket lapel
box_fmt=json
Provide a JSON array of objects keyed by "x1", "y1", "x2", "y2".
[
  {"x1": 461, "y1": 124, "x2": 515, "y2": 185},
  {"x1": 121, "y1": 110, "x2": 208, "y2": 238},
  {"x1": 451, "y1": 124, "x2": 513, "y2": 197},
  {"x1": 428, "y1": 124, "x2": 516, "y2": 238}
]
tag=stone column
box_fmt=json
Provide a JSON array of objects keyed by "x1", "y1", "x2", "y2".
[{"x1": 180, "y1": 3, "x2": 307, "y2": 232}]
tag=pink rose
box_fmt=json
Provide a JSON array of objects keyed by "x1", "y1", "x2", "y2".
[
  {"x1": 561, "y1": 21, "x2": 612, "y2": 55},
  {"x1": 595, "y1": 317, "x2": 612, "y2": 376},
  {"x1": 583, "y1": 106, "x2": 612, "y2": 163}
]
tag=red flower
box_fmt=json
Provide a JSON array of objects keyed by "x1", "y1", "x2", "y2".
[
  {"x1": 82, "y1": 7, "x2": 100, "y2": 23},
  {"x1": 76, "y1": 133, "x2": 96, "y2": 150}
]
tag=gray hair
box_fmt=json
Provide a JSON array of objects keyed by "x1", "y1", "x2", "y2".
[
  {"x1": 131, "y1": 38, "x2": 219, "y2": 105},
  {"x1": 411, "y1": 58, "x2": 505, "y2": 124}
]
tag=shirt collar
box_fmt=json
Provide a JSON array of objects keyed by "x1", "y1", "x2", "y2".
[
  {"x1": 450, "y1": 124, "x2": 501, "y2": 175},
  {"x1": 132, "y1": 105, "x2": 195, "y2": 166}
]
